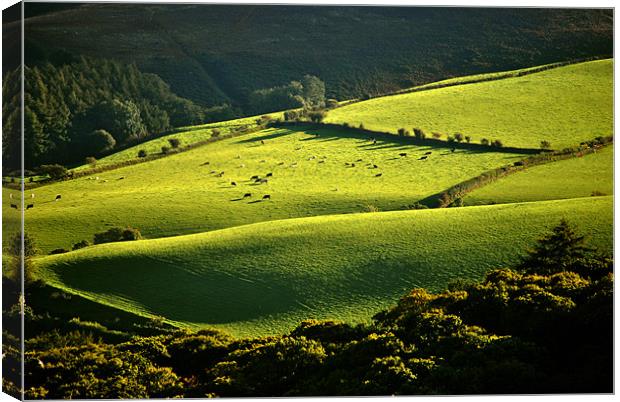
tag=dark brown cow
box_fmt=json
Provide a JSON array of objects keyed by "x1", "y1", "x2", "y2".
[{"x1": 262, "y1": 194, "x2": 271, "y2": 200}]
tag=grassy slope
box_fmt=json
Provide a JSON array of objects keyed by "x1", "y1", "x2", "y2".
[
  {"x1": 325, "y1": 60, "x2": 613, "y2": 150},
  {"x1": 465, "y1": 146, "x2": 614, "y2": 206},
  {"x1": 6, "y1": 126, "x2": 524, "y2": 253},
  {"x1": 72, "y1": 113, "x2": 283, "y2": 171},
  {"x1": 36, "y1": 196, "x2": 613, "y2": 338}
]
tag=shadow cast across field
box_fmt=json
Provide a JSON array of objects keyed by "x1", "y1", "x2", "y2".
[
  {"x1": 235, "y1": 130, "x2": 293, "y2": 144},
  {"x1": 264, "y1": 125, "x2": 534, "y2": 155},
  {"x1": 49, "y1": 255, "x2": 301, "y2": 325}
]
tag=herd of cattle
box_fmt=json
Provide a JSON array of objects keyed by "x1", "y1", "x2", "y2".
[{"x1": 8, "y1": 193, "x2": 61, "y2": 210}]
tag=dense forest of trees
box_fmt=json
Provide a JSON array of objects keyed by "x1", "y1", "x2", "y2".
[
  {"x1": 2, "y1": 57, "x2": 235, "y2": 170},
  {"x1": 2, "y1": 221, "x2": 612, "y2": 398},
  {"x1": 1, "y1": 57, "x2": 329, "y2": 170}
]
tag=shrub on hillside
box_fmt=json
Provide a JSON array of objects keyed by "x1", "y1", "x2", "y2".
[
  {"x1": 85, "y1": 156, "x2": 97, "y2": 168},
  {"x1": 308, "y1": 110, "x2": 326, "y2": 123},
  {"x1": 168, "y1": 138, "x2": 181, "y2": 149},
  {"x1": 211, "y1": 129, "x2": 221, "y2": 138},
  {"x1": 491, "y1": 139, "x2": 503, "y2": 148},
  {"x1": 413, "y1": 128, "x2": 426, "y2": 139},
  {"x1": 480, "y1": 138, "x2": 490, "y2": 146},
  {"x1": 93, "y1": 227, "x2": 142, "y2": 245},
  {"x1": 72, "y1": 240, "x2": 91, "y2": 250},
  {"x1": 540, "y1": 140, "x2": 552, "y2": 150},
  {"x1": 397, "y1": 128, "x2": 409, "y2": 137},
  {"x1": 137, "y1": 150, "x2": 147, "y2": 158},
  {"x1": 454, "y1": 133, "x2": 464, "y2": 142},
  {"x1": 161, "y1": 146, "x2": 170, "y2": 155},
  {"x1": 49, "y1": 248, "x2": 68, "y2": 255},
  {"x1": 432, "y1": 132, "x2": 442, "y2": 139},
  {"x1": 39, "y1": 164, "x2": 68, "y2": 180},
  {"x1": 465, "y1": 135, "x2": 471, "y2": 143}
]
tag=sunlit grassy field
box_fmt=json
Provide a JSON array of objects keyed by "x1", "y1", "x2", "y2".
[
  {"x1": 464, "y1": 146, "x2": 614, "y2": 206},
  {"x1": 325, "y1": 60, "x2": 613, "y2": 150},
  {"x1": 36, "y1": 196, "x2": 613, "y2": 337},
  {"x1": 5, "y1": 126, "x2": 524, "y2": 253}
]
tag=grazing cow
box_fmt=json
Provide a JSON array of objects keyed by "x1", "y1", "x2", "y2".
[
  {"x1": 424, "y1": 151, "x2": 432, "y2": 155},
  {"x1": 259, "y1": 178, "x2": 268, "y2": 184},
  {"x1": 308, "y1": 156, "x2": 316, "y2": 160},
  {"x1": 261, "y1": 140, "x2": 265, "y2": 145},
  {"x1": 399, "y1": 153, "x2": 407, "y2": 157},
  {"x1": 26, "y1": 204, "x2": 34, "y2": 209},
  {"x1": 118, "y1": 177, "x2": 125, "y2": 180},
  {"x1": 318, "y1": 160, "x2": 325, "y2": 164},
  {"x1": 202, "y1": 161, "x2": 210, "y2": 165},
  {"x1": 451, "y1": 148, "x2": 455, "y2": 153},
  {"x1": 277, "y1": 162, "x2": 285, "y2": 166},
  {"x1": 351, "y1": 163, "x2": 356, "y2": 167},
  {"x1": 356, "y1": 158, "x2": 363, "y2": 162},
  {"x1": 210, "y1": 170, "x2": 217, "y2": 174},
  {"x1": 262, "y1": 194, "x2": 271, "y2": 200},
  {"x1": 372, "y1": 164, "x2": 379, "y2": 169},
  {"x1": 10, "y1": 204, "x2": 17, "y2": 209},
  {"x1": 55, "y1": 194, "x2": 62, "y2": 201},
  {"x1": 216, "y1": 172, "x2": 224, "y2": 178},
  {"x1": 243, "y1": 193, "x2": 252, "y2": 198},
  {"x1": 375, "y1": 173, "x2": 383, "y2": 177},
  {"x1": 345, "y1": 162, "x2": 350, "y2": 166},
  {"x1": 266, "y1": 172, "x2": 273, "y2": 177},
  {"x1": 373, "y1": 140, "x2": 377, "y2": 145},
  {"x1": 251, "y1": 175, "x2": 260, "y2": 180},
  {"x1": 291, "y1": 162, "x2": 298, "y2": 166},
  {"x1": 419, "y1": 156, "x2": 428, "y2": 161},
  {"x1": 231, "y1": 182, "x2": 237, "y2": 186}
]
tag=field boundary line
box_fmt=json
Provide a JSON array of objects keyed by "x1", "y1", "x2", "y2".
[{"x1": 418, "y1": 137, "x2": 613, "y2": 208}]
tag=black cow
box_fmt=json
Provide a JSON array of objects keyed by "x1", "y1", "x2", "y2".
[
  {"x1": 372, "y1": 164, "x2": 379, "y2": 169},
  {"x1": 451, "y1": 148, "x2": 456, "y2": 153},
  {"x1": 262, "y1": 194, "x2": 271, "y2": 200},
  {"x1": 243, "y1": 193, "x2": 252, "y2": 198},
  {"x1": 55, "y1": 194, "x2": 62, "y2": 201},
  {"x1": 26, "y1": 204, "x2": 34, "y2": 209},
  {"x1": 251, "y1": 175, "x2": 260, "y2": 180},
  {"x1": 424, "y1": 151, "x2": 432, "y2": 155},
  {"x1": 261, "y1": 140, "x2": 265, "y2": 145},
  {"x1": 231, "y1": 182, "x2": 237, "y2": 186},
  {"x1": 375, "y1": 173, "x2": 383, "y2": 177},
  {"x1": 266, "y1": 172, "x2": 273, "y2": 177},
  {"x1": 399, "y1": 153, "x2": 407, "y2": 157},
  {"x1": 10, "y1": 204, "x2": 17, "y2": 209},
  {"x1": 419, "y1": 156, "x2": 428, "y2": 161}
]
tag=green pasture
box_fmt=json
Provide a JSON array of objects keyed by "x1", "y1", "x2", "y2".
[
  {"x1": 465, "y1": 146, "x2": 614, "y2": 206},
  {"x1": 36, "y1": 196, "x2": 613, "y2": 338},
  {"x1": 5, "y1": 126, "x2": 524, "y2": 253},
  {"x1": 325, "y1": 59, "x2": 613, "y2": 150},
  {"x1": 72, "y1": 113, "x2": 283, "y2": 171}
]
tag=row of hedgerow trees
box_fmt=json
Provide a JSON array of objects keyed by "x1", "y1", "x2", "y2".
[
  {"x1": 2, "y1": 57, "x2": 214, "y2": 169},
  {"x1": 2, "y1": 220, "x2": 612, "y2": 398}
]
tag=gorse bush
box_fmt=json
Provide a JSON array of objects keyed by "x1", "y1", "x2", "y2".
[{"x1": 17, "y1": 222, "x2": 613, "y2": 398}]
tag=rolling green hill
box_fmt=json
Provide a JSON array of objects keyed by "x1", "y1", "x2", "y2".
[
  {"x1": 325, "y1": 60, "x2": 613, "y2": 150},
  {"x1": 464, "y1": 146, "x2": 614, "y2": 206},
  {"x1": 5, "y1": 125, "x2": 525, "y2": 253},
  {"x1": 7, "y1": 5, "x2": 612, "y2": 107},
  {"x1": 35, "y1": 196, "x2": 613, "y2": 337}
]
